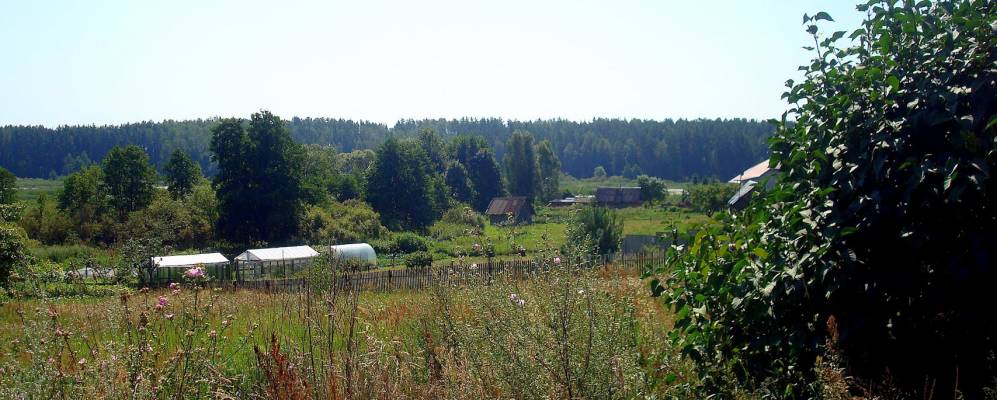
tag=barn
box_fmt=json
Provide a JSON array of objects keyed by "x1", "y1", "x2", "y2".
[
  {"x1": 485, "y1": 196, "x2": 534, "y2": 224},
  {"x1": 595, "y1": 187, "x2": 642, "y2": 208}
]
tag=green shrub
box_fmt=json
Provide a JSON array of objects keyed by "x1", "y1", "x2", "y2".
[
  {"x1": 300, "y1": 200, "x2": 388, "y2": 245},
  {"x1": 650, "y1": 2, "x2": 997, "y2": 397},
  {"x1": 439, "y1": 205, "x2": 485, "y2": 228},
  {"x1": 686, "y1": 183, "x2": 736, "y2": 213},
  {"x1": 6, "y1": 281, "x2": 130, "y2": 299},
  {"x1": 393, "y1": 232, "x2": 430, "y2": 254},
  {"x1": 404, "y1": 251, "x2": 433, "y2": 269},
  {"x1": 568, "y1": 207, "x2": 622, "y2": 255}
]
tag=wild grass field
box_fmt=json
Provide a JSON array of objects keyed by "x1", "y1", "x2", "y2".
[
  {"x1": 14, "y1": 177, "x2": 62, "y2": 204},
  {"x1": 0, "y1": 264, "x2": 702, "y2": 399}
]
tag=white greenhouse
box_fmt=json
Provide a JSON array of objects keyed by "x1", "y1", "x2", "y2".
[
  {"x1": 328, "y1": 243, "x2": 377, "y2": 266},
  {"x1": 148, "y1": 253, "x2": 230, "y2": 283},
  {"x1": 234, "y1": 245, "x2": 319, "y2": 279}
]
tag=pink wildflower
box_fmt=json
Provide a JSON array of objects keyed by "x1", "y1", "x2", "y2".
[
  {"x1": 553, "y1": 257, "x2": 561, "y2": 265},
  {"x1": 168, "y1": 282, "x2": 179, "y2": 290},
  {"x1": 184, "y1": 267, "x2": 204, "y2": 279},
  {"x1": 157, "y1": 296, "x2": 168, "y2": 307}
]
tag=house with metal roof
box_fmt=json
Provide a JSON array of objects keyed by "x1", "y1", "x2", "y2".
[
  {"x1": 485, "y1": 196, "x2": 534, "y2": 224},
  {"x1": 727, "y1": 159, "x2": 779, "y2": 210},
  {"x1": 595, "y1": 187, "x2": 642, "y2": 208}
]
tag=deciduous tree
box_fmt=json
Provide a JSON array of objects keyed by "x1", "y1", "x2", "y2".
[
  {"x1": 102, "y1": 145, "x2": 156, "y2": 213},
  {"x1": 163, "y1": 149, "x2": 202, "y2": 200}
]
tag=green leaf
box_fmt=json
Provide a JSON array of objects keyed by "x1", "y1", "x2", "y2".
[
  {"x1": 814, "y1": 12, "x2": 834, "y2": 22},
  {"x1": 753, "y1": 247, "x2": 769, "y2": 260},
  {"x1": 886, "y1": 75, "x2": 900, "y2": 92}
]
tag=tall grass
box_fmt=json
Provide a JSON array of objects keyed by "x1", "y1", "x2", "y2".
[{"x1": 0, "y1": 262, "x2": 693, "y2": 398}]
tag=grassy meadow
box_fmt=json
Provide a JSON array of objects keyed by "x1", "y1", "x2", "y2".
[
  {"x1": 13, "y1": 177, "x2": 62, "y2": 204},
  {"x1": 0, "y1": 265, "x2": 702, "y2": 398}
]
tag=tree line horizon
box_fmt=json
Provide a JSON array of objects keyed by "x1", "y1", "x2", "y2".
[{"x1": 0, "y1": 116, "x2": 771, "y2": 182}]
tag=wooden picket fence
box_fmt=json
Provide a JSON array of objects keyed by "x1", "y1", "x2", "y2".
[{"x1": 151, "y1": 252, "x2": 667, "y2": 293}]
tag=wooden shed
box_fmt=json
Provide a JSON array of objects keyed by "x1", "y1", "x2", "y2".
[{"x1": 485, "y1": 196, "x2": 534, "y2": 224}]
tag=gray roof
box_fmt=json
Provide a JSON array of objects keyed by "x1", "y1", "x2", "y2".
[{"x1": 595, "y1": 187, "x2": 642, "y2": 204}]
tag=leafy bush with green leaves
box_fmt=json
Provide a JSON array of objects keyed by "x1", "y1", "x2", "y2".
[
  {"x1": 393, "y1": 232, "x2": 430, "y2": 254},
  {"x1": 686, "y1": 183, "x2": 737, "y2": 213},
  {"x1": 650, "y1": 2, "x2": 997, "y2": 397},
  {"x1": 569, "y1": 206, "x2": 622, "y2": 255},
  {"x1": 299, "y1": 199, "x2": 388, "y2": 245},
  {"x1": 636, "y1": 175, "x2": 667, "y2": 204},
  {"x1": 0, "y1": 204, "x2": 29, "y2": 287},
  {"x1": 404, "y1": 251, "x2": 433, "y2": 269}
]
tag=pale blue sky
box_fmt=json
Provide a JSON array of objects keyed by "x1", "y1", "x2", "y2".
[{"x1": 0, "y1": 1, "x2": 864, "y2": 127}]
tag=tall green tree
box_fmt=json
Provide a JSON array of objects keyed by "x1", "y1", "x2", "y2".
[
  {"x1": 536, "y1": 139, "x2": 561, "y2": 201},
  {"x1": 163, "y1": 149, "x2": 202, "y2": 200},
  {"x1": 503, "y1": 131, "x2": 540, "y2": 199},
  {"x1": 444, "y1": 161, "x2": 475, "y2": 205},
  {"x1": 366, "y1": 138, "x2": 439, "y2": 231},
  {"x1": 102, "y1": 145, "x2": 156, "y2": 213},
  {"x1": 417, "y1": 128, "x2": 448, "y2": 173},
  {"x1": 210, "y1": 111, "x2": 304, "y2": 244},
  {"x1": 452, "y1": 135, "x2": 505, "y2": 211},
  {"x1": 0, "y1": 166, "x2": 15, "y2": 205},
  {"x1": 57, "y1": 165, "x2": 109, "y2": 242}
]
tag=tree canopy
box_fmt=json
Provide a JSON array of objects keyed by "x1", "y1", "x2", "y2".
[
  {"x1": 102, "y1": 145, "x2": 156, "y2": 214},
  {"x1": 503, "y1": 130, "x2": 540, "y2": 200},
  {"x1": 163, "y1": 149, "x2": 202, "y2": 200},
  {"x1": 210, "y1": 111, "x2": 304, "y2": 244},
  {"x1": 0, "y1": 117, "x2": 770, "y2": 182},
  {"x1": 536, "y1": 139, "x2": 561, "y2": 202},
  {"x1": 0, "y1": 167, "x2": 15, "y2": 204},
  {"x1": 365, "y1": 138, "x2": 441, "y2": 231}
]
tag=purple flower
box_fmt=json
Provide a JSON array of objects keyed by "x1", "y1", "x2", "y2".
[
  {"x1": 184, "y1": 267, "x2": 205, "y2": 279},
  {"x1": 157, "y1": 296, "x2": 168, "y2": 307},
  {"x1": 168, "y1": 282, "x2": 179, "y2": 290}
]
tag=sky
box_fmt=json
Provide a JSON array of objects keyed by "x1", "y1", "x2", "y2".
[{"x1": 0, "y1": 0, "x2": 865, "y2": 127}]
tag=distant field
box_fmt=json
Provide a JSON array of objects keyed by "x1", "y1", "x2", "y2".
[
  {"x1": 559, "y1": 174, "x2": 689, "y2": 196},
  {"x1": 14, "y1": 177, "x2": 62, "y2": 203}
]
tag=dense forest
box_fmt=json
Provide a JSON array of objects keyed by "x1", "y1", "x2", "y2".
[{"x1": 0, "y1": 118, "x2": 771, "y2": 181}]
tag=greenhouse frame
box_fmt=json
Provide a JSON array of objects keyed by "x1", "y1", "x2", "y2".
[
  {"x1": 234, "y1": 245, "x2": 319, "y2": 280},
  {"x1": 148, "y1": 253, "x2": 231, "y2": 283}
]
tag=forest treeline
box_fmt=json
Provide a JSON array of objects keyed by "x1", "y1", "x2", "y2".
[{"x1": 0, "y1": 117, "x2": 771, "y2": 180}]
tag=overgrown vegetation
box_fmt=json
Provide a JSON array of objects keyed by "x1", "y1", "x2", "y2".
[{"x1": 649, "y1": 1, "x2": 997, "y2": 397}]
